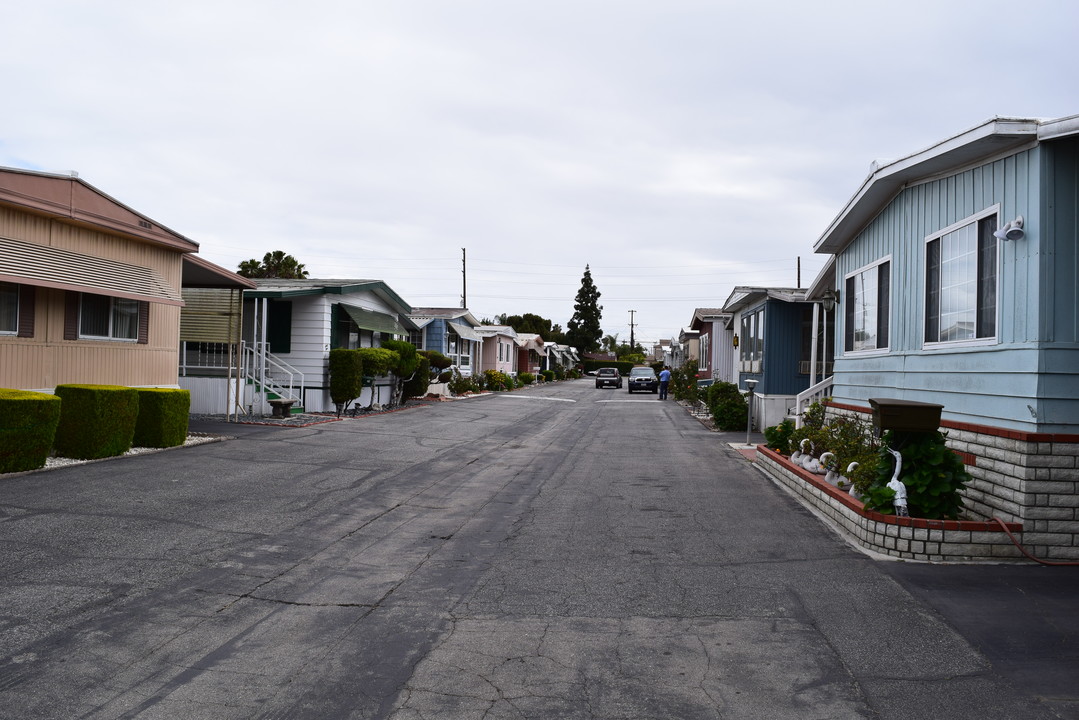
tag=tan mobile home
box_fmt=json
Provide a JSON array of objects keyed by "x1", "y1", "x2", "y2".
[{"x1": 0, "y1": 167, "x2": 195, "y2": 392}]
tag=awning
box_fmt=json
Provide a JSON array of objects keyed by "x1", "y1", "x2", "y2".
[
  {"x1": 448, "y1": 320, "x2": 482, "y2": 342},
  {"x1": 0, "y1": 236, "x2": 183, "y2": 305},
  {"x1": 341, "y1": 303, "x2": 407, "y2": 336}
]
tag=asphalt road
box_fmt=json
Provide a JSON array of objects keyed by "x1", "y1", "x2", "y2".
[{"x1": 1, "y1": 379, "x2": 1076, "y2": 719}]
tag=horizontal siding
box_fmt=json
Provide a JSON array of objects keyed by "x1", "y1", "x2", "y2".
[{"x1": 1, "y1": 287, "x2": 180, "y2": 390}]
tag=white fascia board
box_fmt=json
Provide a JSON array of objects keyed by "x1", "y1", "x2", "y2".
[{"x1": 813, "y1": 117, "x2": 1041, "y2": 255}]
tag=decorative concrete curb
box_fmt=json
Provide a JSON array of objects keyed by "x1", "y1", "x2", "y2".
[{"x1": 755, "y1": 445, "x2": 1026, "y2": 563}]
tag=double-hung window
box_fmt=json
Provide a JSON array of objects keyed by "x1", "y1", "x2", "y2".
[
  {"x1": 80, "y1": 294, "x2": 139, "y2": 340},
  {"x1": 844, "y1": 259, "x2": 890, "y2": 352},
  {"x1": 925, "y1": 211, "x2": 998, "y2": 344}
]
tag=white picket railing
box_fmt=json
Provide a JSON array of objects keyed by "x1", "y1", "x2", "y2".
[{"x1": 792, "y1": 375, "x2": 833, "y2": 428}]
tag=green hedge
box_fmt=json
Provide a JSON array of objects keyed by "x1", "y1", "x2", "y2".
[
  {"x1": 404, "y1": 355, "x2": 431, "y2": 400},
  {"x1": 54, "y1": 384, "x2": 140, "y2": 459},
  {"x1": 329, "y1": 348, "x2": 364, "y2": 407},
  {"x1": 0, "y1": 389, "x2": 62, "y2": 473},
  {"x1": 582, "y1": 359, "x2": 635, "y2": 375},
  {"x1": 133, "y1": 388, "x2": 190, "y2": 448}
]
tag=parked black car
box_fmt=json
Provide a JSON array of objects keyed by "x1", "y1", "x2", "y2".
[
  {"x1": 627, "y1": 366, "x2": 658, "y2": 393},
  {"x1": 595, "y1": 367, "x2": 622, "y2": 389}
]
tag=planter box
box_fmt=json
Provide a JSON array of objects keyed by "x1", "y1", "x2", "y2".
[{"x1": 755, "y1": 445, "x2": 1025, "y2": 562}]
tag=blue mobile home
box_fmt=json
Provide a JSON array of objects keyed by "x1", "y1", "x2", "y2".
[
  {"x1": 810, "y1": 115, "x2": 1079, "y2": 560},
  {"x1": 722, "y1": 287, "x2": 828, "y2": 430}
]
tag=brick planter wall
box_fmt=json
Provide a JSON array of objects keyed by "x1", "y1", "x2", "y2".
[
  {"x1": 822, "y1": 401, "x2": 1079, "y2": 561},
  {"x1": 756, "y1": 446, "x2": 1025, "y2": 562}
]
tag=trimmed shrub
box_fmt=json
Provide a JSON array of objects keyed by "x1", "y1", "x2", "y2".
[
  {"x1": 542, "y1": 370, "x2": 555, "y2": 382},
  {"x1": 0, "y1": 389, "x2": 62, "y2": 473},
  {"x1": 133, "y1": 388, "x2": 191, "y2": 448},
  {"x1": 519, "y1": 372, "x2": 535, "y2": 385},
  {"x1": 329, "y1": 348, "x2": 364, "y2": 412},
  {"x1": 404, "y1": 355, "x2": 431, "y2": 400},
  {"x1": 356, "y1": 347, "x2": 397, "y2": 377},
  {"x1": 382, "y1": 339, "x2": 419, "y2": 378},
  {"x1": 422, "y1": 350, "x2": 453, "y2": 373},
  {"x1": 54, "y1": 384, "x2": 139, "y2": 459}
]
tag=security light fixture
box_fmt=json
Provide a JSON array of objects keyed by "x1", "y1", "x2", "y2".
[{"x1": 994, "y1": 215, "x2": 1025, "y2": 241}]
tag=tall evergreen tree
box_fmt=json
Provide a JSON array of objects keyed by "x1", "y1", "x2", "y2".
[{"x1": 565, "y1": 265, "x2": 603, "y2": 352}]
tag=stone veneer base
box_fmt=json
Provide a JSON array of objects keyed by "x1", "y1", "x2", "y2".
[{"x1": 755, "y1": 445, "x2": 1026, "y2": 563}]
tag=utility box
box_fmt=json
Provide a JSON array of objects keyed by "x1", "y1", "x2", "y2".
[{"x1": 868, "y1": 398, "x2": 943, "y2": 435}]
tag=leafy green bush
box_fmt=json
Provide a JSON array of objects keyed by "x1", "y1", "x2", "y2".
[
  {"x1": 864, "y1": 430, "x2": 969, "y2": 519},
  {"x1": 132, "y1": 388, "x2": 190, "y2": 448},
  {"x1": 787, "y1": 403, "x2": 881, "y2": 494},
  {"x1": 0, "y1": 389, "x2": 61, "y2": 473},
  {"x1": 705, "y1": 381, "x2": 747, "y2": 431},
  {"x1": 54, "y1": 384, "x2": 139, "y2": 459},
  {"x1": 542, "y1": 370, "x2": 555, "y2": 382},
  {"x1": 448, "y1": 367, "x2": 480, "y2": 395},
  {"x1": 519, "y1": 372, "x2": 535, "y2": 385},
  {"x1": 764, "y1": 418, "x2": 796, "y2": 455},
  {"x1": 329, "y1": 348, "x2": 364, "y2": 412},
  {"x1": 671, "y1": 360, "x2": 700, "y2": 403}
]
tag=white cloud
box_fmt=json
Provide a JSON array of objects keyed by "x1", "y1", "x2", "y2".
[{"x1": 2, "y1": 0, "x2": 1078, "y2": 342}]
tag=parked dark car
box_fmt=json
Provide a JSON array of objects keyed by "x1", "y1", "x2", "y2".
[
  {"x1": 627, "y1": 366, "x2": 658, "y2": 393},
  {"x1": 595, "y1": 367, "x2": 622, "y2": 389}
]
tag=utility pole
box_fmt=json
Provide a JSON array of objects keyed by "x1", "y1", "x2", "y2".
[
  {"x1": 461, "y1": 248, "x2": 467, "y2": 308},
  {"x1": 629, "y1": 310, "x2": 636, "y2": 352}
]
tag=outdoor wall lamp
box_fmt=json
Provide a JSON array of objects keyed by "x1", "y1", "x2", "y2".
[
  {"x1": 732, "y1": 334, "x2": 739, "y2": 348},
  {"x1": 821, "y1": 288, "x2": 838, "y2": 312},
  {"x1": 994, "y1": 215, "x2": 1025, "y2": 241}
]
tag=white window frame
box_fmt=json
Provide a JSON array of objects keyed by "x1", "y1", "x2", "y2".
[
  {"x1": 79, "y1": 294, "x2": 139, "y2": 342},
  {"x1": 923, "y1": 205, "x2": 1001, "y2": 349},
  {"x1": 843, "y1": 255, "x2": 891, "y2": 356}
]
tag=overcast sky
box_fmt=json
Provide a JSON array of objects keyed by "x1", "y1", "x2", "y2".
[{"x1": 3, "y1": 1, "x2": 1077, "y2": 346}]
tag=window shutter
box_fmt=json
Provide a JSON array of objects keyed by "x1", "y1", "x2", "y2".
[
  {"x1": 137, "y1": 301, "x2": 149, "y2": 344},
  {"x1": 17, "y1": 285, "x2": 35, "y2": 338},
  {"x1": 266, "y1": 300, "x2": 293, "y2": 354},
  {"x1": 64, "y1": 292, "x2": 79, "y2": 340}
]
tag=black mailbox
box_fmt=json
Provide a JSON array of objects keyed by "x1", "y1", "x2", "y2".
[{"x1": 868, "y1": 398, "x2": 943, "y2": 435}]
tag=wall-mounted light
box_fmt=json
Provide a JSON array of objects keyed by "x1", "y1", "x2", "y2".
[
  {"x1": 821, "y1": 288, "x2": 839, "y2": 312},
  {"x1": 732, "y1": 334, "x2": 739, "y2": 348},
  {"x1": 994, "y1": 215, "x2": 1025, "y2": 241}
]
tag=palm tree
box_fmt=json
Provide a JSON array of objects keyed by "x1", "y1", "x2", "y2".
[{"x1": 601, "y1": 333, "x2": 620, "y2": 353}]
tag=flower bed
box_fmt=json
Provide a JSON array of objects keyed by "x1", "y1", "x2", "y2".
[{"x1": 755, "y1": 445, "x2": 1025, "y2": 562}]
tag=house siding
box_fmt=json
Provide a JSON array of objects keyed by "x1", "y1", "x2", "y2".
[
  {"x1": 832, "y1": 144, "x2": 1079, "y2": 434},
  {"x1": 0, "y1": 206, "x2": 184, "y2": 391}
]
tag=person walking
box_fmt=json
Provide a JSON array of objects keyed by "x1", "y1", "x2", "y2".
[{"x1": 658, "y1": 366, "x2": 671, "y2": 400}]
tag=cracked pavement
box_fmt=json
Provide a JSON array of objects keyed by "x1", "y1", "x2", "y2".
[{"x1": 0, "y1": 380, "x2": 1075, "y2": 718}]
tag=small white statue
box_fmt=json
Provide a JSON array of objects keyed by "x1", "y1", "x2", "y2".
[
  {"x1": 791, "y1": 438, "x2": 810, "y2": 463},
  {"x1": 886, "y1": 447, "x2": 909, "y2": 517},
  {"x1": 820, "y1": 452, "x2": 840, "y2": 484}
]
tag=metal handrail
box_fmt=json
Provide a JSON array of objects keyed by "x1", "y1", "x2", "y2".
[{"x1": 241, "y1": 342, "x2": 305, "y2": 411}]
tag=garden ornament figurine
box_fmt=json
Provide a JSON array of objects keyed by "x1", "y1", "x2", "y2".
[
  {"x1": 791, "y1": 438, "x2": 809, "y2": 464},
  {"x1": 820, "y1": 452, "x2": 840, "y2": 484},
  {"x1": 886, "y1": 447, "x2": 909, "y2": 517}
]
